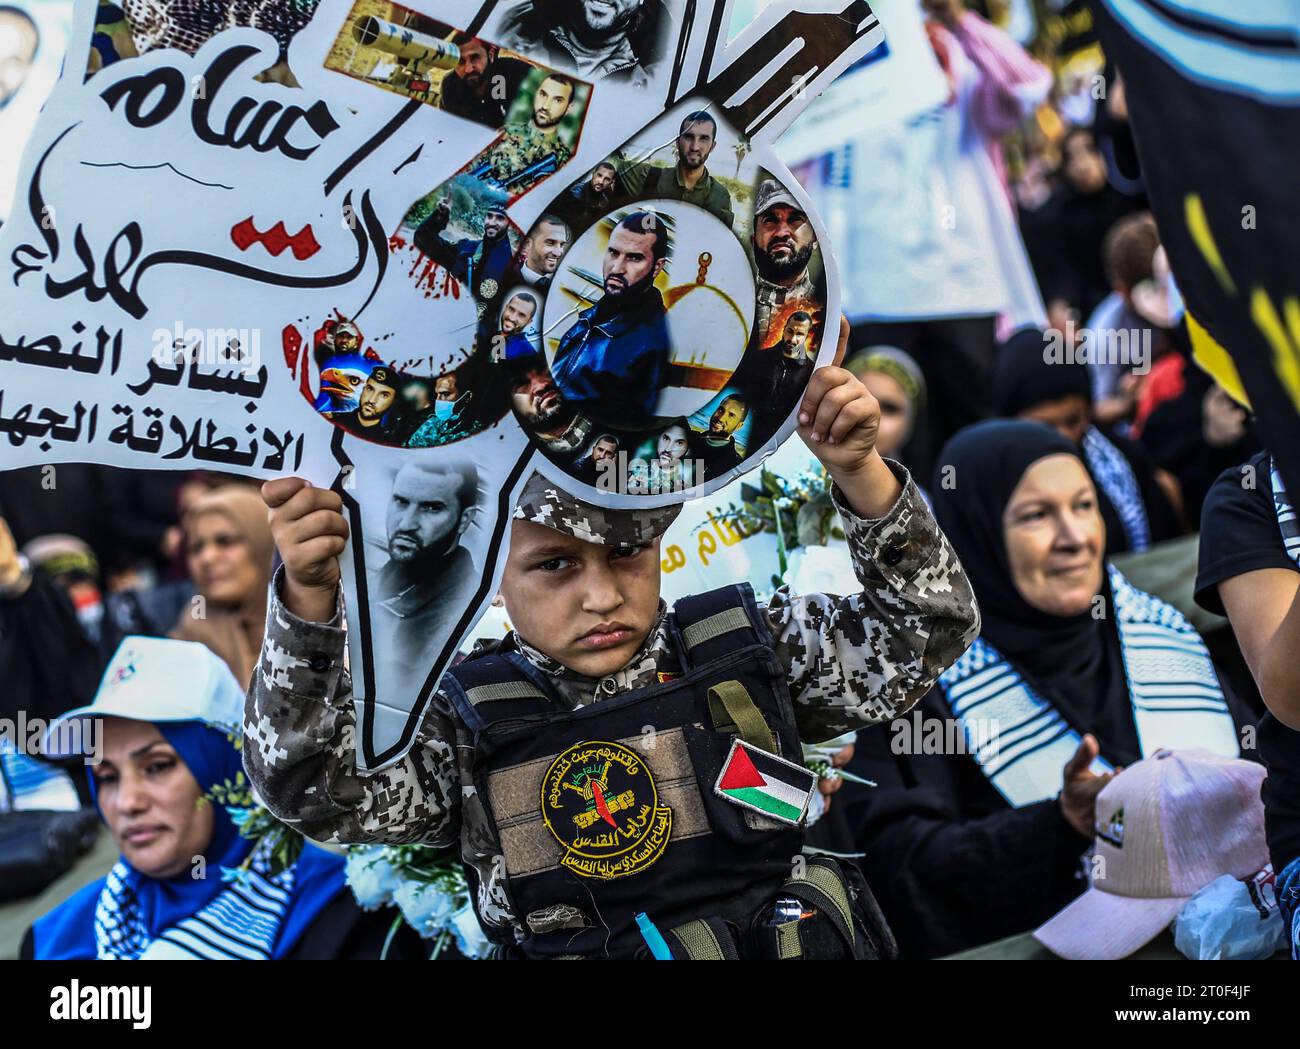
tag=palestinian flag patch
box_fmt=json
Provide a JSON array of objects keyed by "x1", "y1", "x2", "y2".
[{"x1": 714, "y1": 739, "x2": 817, "y2": 826}]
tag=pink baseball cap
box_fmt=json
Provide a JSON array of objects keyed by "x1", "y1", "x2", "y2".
[{"x1": 1033, "y1": 749, "x2": 1267, "y2": 960}]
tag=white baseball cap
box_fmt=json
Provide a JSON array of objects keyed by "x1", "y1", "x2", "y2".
[
  {"x1": 1033, "y1": 749, "x2": 1267, "y2": 960},
  {"x1": 44, "y1": 636, "x2": 245, "y2": 759}
]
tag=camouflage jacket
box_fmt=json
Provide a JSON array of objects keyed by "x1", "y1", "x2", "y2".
[
  {"x1": 755, "y1": 267, "x2": 820, "y2": 336},
  {"x1": 487, "y1": 122, "x2": 572, "y2": 187},
  {"x1": 244, "y1": 462, "x2": 979, "y2": 937}
]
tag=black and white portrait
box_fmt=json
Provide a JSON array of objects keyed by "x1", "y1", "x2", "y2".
[{"x1": 368, "y1": 459, "x2": 481, "y2": 679}]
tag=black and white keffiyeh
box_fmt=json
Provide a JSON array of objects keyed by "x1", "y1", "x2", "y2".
[
  {"x1": 939, "y1": 565, "x2": 1238, "y2": 808},
  {"x1": 1270, "y1": 458, "x2": 1300, "y2": 568},
  {"x1": 1082, "y1": 426, "x2": 1151, "y2": 552}
]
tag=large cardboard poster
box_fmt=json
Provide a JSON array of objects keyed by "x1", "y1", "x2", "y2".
[
  {"x1": 0, "y1": 0, "x2": 883, "y2": 769},
  {"x1": 0, "y1": 0, "x2": 74, "y2": 223}
]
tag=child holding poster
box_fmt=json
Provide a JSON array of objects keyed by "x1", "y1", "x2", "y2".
[{"x1": 243, "y1": 319, "x2": 980, "y2": 960}]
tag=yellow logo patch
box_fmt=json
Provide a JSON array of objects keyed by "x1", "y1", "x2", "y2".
[{"x1": 540, "y1": 740, "x2": 672, "y2": 880}]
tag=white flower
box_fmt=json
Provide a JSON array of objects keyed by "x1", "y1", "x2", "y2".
[
  {"x1": 803, "y1": 730, "x2": 858, "y2": 768},
  {"x1": 450, "y1": 904, "x2": 493, "y2": 959},
  {"x1": 782, "y1": 543, "x2": 854, "y2": 596},
  {"x1": 394, "y1": 880, "x2": 458, "y2": 938},
  {"x1": 345, "y1": 848, "x2": 403, "y2": 910},
  {"x1": 804, "y1": 787, "x2": 826, "y2": 826}
]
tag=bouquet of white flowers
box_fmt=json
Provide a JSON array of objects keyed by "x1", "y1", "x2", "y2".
[
  {"x1": 345, "y1": 844, "x2": 491, "y2": 959},
  {"x1": 202, "y1": 739, "x2": 488, "y2": 957},
  {"x1": 718, "y1": 460, "x2": 845, "y2": 588}
]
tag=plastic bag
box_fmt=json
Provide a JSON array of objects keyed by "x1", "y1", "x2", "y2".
[{"x1": 1174, "y1": 866, "x2": 1286, "y2": 961}]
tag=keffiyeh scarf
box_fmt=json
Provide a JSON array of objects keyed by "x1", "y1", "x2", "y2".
[
  {"x1": 94, "y1": 837, "x2": 295, "y2": 960},
  {"x1": 939, "y1": 565, "x2": 1238, "y2": 807}
]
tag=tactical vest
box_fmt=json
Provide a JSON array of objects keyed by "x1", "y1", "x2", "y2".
[{"x1": 442, "y1": 583, "x2": 896, "y2": 960}]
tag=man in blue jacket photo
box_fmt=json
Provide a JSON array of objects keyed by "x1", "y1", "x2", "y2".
[{"x1": 550, "y1": 209, "x2": 672, "y2": 431}]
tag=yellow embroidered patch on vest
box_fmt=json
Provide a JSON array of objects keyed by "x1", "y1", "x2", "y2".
[{"x1": 540, "y1": 741, "x2": 672, "y2": 880}]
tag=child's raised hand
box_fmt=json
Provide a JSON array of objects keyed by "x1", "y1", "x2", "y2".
[
  {"x1": 797, "y1": 316, "x2": 881, "y2": 476},
  {"x1": 262, "y1": 477, "x2": 349, "y2": 622}
]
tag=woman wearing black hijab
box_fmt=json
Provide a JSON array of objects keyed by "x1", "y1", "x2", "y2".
[
  {"x1": 841, "y1": 420, "x2": 1250, "y2": 958},
  {"x1": 992, "y1": 326, "x2": 1183, "y2": 554},
  {"x1": 1019, "y1": 127, "x2": 1140, "y2": 321}
]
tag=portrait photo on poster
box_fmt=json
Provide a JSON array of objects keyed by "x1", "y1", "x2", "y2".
[
  {"x1": 333, "y1": 432, "x2": 533, "y2": 768},
  {"x1": 483, "y1": 0, "x2": 684, "y2": 89},
  {"x1": 502, "y1": 96, "x2": 835, "y2": 508},
  {"x1": 325, "y1": 3, "x2": 541, "y2": 132}
]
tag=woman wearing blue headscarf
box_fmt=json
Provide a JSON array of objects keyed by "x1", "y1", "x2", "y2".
[{"x1": 23, "y1": 636, "x2": 419, "y2": 960}]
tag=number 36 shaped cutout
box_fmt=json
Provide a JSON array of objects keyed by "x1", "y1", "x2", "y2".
[{"x1": 0, "y1": 0, "x2": 882, "y2": 768}]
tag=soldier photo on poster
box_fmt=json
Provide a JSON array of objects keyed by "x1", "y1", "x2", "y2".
[{"x1": 497, "y1": 97, "x2": 828, "y2": 501}]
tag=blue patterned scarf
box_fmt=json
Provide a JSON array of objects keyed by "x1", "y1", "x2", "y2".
[
  {"x1": 0, "y1": 740, "x2": 80, "y2": 812},
  {"x1": 1082, "y1": 426, "x2": 1151, "y2": 551}
]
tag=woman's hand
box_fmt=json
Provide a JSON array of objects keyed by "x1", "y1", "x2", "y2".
[
  {"x1": 1058, "y1": 734, "x2": 1121, "y2": 838},
  {"x1": 816, "y1": 742, "x2": 855, "y2": 811}
]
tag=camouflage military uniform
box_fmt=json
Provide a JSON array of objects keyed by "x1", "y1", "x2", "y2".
[
  {"x1": 532, "y1": 413, "x2": 591, "y2": 456},
  {"x1": 486, "y1": 122, "x2": 572, "y2": 187},
  {"x1": 244, "y1": 461, "x2": 979, "y2": 940},
  {"x1": 755, "y1": 268, "x2": 821, "y2": 337}
]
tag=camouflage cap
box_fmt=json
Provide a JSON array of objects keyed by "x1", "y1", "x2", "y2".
[
  {"x1": 513, "y1": 472, "x2": 681, "y2": 547},
  {"x1": 754, "y1": 178, "x2": 801, "y2": 218}
]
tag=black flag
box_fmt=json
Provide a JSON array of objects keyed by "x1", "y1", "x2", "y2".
[{"x1": 1093, "y1": 0, "x2": 1300, "y2": 499}]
